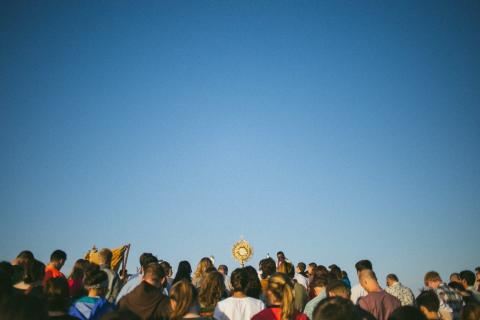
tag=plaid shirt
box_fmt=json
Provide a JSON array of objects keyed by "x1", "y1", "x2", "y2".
[
  {"x1": 435, "y1": 284, "x2": 464, "y2": 320},
  {"x1": 385, "y1": 282, "x2": 414, "y2": 306}
]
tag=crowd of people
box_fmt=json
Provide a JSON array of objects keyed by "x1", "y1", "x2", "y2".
[{"x1": 0, "y1": 249, "x2": 479, "y2": 320}]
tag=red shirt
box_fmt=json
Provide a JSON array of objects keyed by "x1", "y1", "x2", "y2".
[
  {"x1": 252, "y1": 307, "x2": 308, "y2": 320},
  {"x1": 44, "y1": 264, "x2": 65, "y2": 286}
]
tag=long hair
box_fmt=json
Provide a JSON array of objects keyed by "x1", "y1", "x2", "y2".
[
  {"x1": 193, "y1": 258, "x2": 213, "y2": 283},
  {"x1": 267, "y1": 273, "x2": 295, "y2": 320},
  {"x1": 68, "y1": 259, "x2": 89, "y2": 281},
  {"x1": 245, "y1": 266, "x2": 262, "y2": 299},
  {"x1": 170, "y1": 280, "x2": 197, "y2": 320},
  {"x1": 173, "y1": 261, "x2": 192, "y2": 285},
  {"x1": 198, "y1": 271, "x2": 225, "y2": 309}
]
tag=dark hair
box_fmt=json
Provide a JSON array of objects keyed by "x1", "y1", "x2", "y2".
[
  {"x1": 313, "y1": 297, "x2": 360, "y2": 320},
  {"x1": 459, "y1": 270, "x2": 476, "y2": 286},
  {"x1": 68, "y1": 259, "x2": 89, "y2": 281},
  {"x1": 0, "y1": 294, "x2": 48, "y2": 320},
  {"x1": 416, "y1": 290, "x2": 440, "y2": 312},
  {"x1": 297, "y1": 262, "x2": 306, "y2": 273},
  {"x1": 16, "y1": 251, "x2": 35, "y2": 263},
  {"x1": 260, "y1": 258, "x2": 276, "y2": 279},
  {"x1": 388, "y1": 306, "x2": 426, "y2": 320},
  {"x1": 160, "y1": 261, "x2": 172, "y2": 276},
  {"x1": 277, "y1": 251, "x2": 285, "y2": 257},
  {"x1": 313, "y1": 265, "x2": 329, "y2": 279},
  {"x1": 218, "y1": 265, "x2": 228, "y2": 273},
  {"x1": 308, "y1": 263, "x2": 317, "y2": 269},
  {"x1": 173, "y1": 261, "x2": 192, "y2": 285},
  {"x1": 326, "y1": 280, "x2": 350, "y2": 298},
  {"x1": 139, "y1": 253, "x2": 158, "y2": 269},
  {"x1": 387, "y1": 274, "x2": 399, "y2": 282},
  {"x1": 50, "y1": 250, "x2": 67, "y2": 262},
  {"x1": 44, "y1": 277, "x2": 70, "y2": 312},
  {"x1": 329, "y1": 268, "x2": 342, "y2": 280},
  {"x1": 354, "y1": 260, "x2": 372, "y2": 272},
  {"x1": 231, "y1": 268, "x2": 248, "y2": 292},
  {"x1": 84, "y1": 269, "x2": 108, "y2": 287},
  {"x1": 144, "y1": 263, "x2": 165, "y2": 279},
  {"x1": 25, "y1": 260, "x2": 45, "y2": 284},
  {"x1": 245, "y1": 266, "x2": 262, "y2": 299},
  {"x1": 311, "y1": 275, "x2": 330, "y2": 289}
]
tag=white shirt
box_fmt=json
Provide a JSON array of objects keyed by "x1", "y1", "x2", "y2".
[
  {"x1": 294, "y1": 273, "x2": 309, "y2": 290},
  {"x1": 351, "y1": 283, "x2": 367, "y2": 304},
  {"x1": 214, "y1": 296, "x2": 265, "y2": 320}
]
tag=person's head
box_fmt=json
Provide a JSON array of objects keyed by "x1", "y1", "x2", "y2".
[
  {"x1": 388, "y1": 306, "x2": 426, "y2": 320},
  {"x1": 49, "y1": 250, "x2": 67, "y2": 270},
  {"x1": 174, "y1": 261, "x2": 192, "y2": 284},
  {"x1": 313, "y1": 297, "x2": 360, "y2": 320},
  {"x1": 98, "y1": 248, "x2": 113, "y2": 267},
  {"x1": 25, "y1": 259, "x2": 45, "y2": 285},
  {"x1": 326, "y1": 280, "x2": 351, "y2": 299},
  {"x1": 416, "y1": 290, "x2": 440, "y2": 320},
  {"x1": 15, "y1": 251, "x2": 35, "y2": 265},
  {"x1": 296, "y1": 262, "x2": 307, "y2": 275},
  {"x1": 143, "y1": 263, "x2": 166, "y2": 289},
  {"x1": 354, "y1": 260, "x2": 372, "y2": 274},
  {"x1": 230, "y1": 268, "x2": 248, "y2": 293},
  {"x1": 84, "y1": 269, "x2": 109, "y2": 297},
  {"x1": 329, "y1": 267, "x2": 342, "y2": 281},
  {"x1": 277, "y1": 251, "x2": 285, "y2": 263},
  {"x1": 160, "y1": 261, "x2": 173, "y2": 278},
  {"x1": 139, "y1": 253, "x2": 158, "y2": 271},
  {"x1": 462, "y1": 301, "x2": 480, "y2": 320},
  {"x1": 44, "y1": 277, "x2": 70, "y2": 313},
  {"x1": 310, "y1": 275, "x2": 329, "y2": 297},
  {"x1": 267, "y1": 273, "x2": 295, "y2": 320},
  {"x1": 193, "y1": 257, "x2": 213, "y2": 280},
  {"x1": 424, "y1": 271, "x2": 442, "y2": 289},
  {"x1": 307, "y1": 263, "x2": 317, "y2": 276},
  {"x1": 450, "y1": 273, "x2": 461, "y2": 284},
  {"x1": 198, "y1": 271, "x2": 225, "y2": 309},
  {"x1": 260, "y1": 258, "x2": 276, "y2": 279},
  {"x1": 386, "y1": 274, "x2": 399, "y2": 287},
  {"x1": 244, "y1": 265, "x2": 262, "y2": 299},
  {"x1": 314, "y1": 265, "x2": 329, "y2": 278},
  {"x1": 358, "y1": 270, "x2": 380, "y2": 293},
  {"x1": 475, "y1": 267, "x2": 480, "y2": 280},
  {"x1": 218, "y1": 265, "x2": 228, "y2": 276},
  {"x1": 0, "y1": 294, "x2": 48, "y2": 320},
  {"x1": 68, "y1": 259, "x2": 89, "y2": 281},
  {"x1": 169, "y1": 280, "x2": 197, "y2": 320},
  {"x1": 277, "y1": 261, "x2": 294, "y2": 279},
  {"x1": 459, "y1": 270, "x2": 476, "y2": 289}
]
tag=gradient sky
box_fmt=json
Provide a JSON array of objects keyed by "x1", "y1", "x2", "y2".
[{"x1": 1, "y1": 1, "x2": 479, "y2": 292}]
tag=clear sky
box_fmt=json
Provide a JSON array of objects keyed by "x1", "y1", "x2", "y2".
[{"x1": 1, "y1": 1, "x2": 479, "y2": 292}]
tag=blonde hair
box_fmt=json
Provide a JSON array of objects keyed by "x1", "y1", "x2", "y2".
[
  {"x1": 267, "y1": 273, "x2": 294, "y2": 320},
  {"x1": 170, "y1": 280, "x2": 197, "y2": 320},
  {"x1": 198, "y1": 271, "x2": 225, "y2": 309},
  {"x1": 193, "y1": 257, "x2": 213, "y2": 283}
]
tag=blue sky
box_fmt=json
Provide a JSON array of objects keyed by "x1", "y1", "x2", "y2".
[{"x1": 1, "y1": 1, "x2": 479, "y2": 291}]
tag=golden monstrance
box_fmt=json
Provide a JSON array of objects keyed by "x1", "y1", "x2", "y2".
[{"x1": 232, "y1": 238, "x2": 253, "y2": 267}]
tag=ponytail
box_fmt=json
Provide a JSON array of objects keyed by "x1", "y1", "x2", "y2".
[
  {"x1": 281, "y1": 281, "x2": 294, "y2": 320},
  {"x1": 268, "y1": 273, "x2": 295, "y2": 320}
]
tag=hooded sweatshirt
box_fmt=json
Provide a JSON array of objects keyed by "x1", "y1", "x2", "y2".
[
  {"x1": 69, "y1": 296, "x2": 115, "y2": 320},
  {"x1": 118, "y1": 281, "x2": 170, "y2": 320}
]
